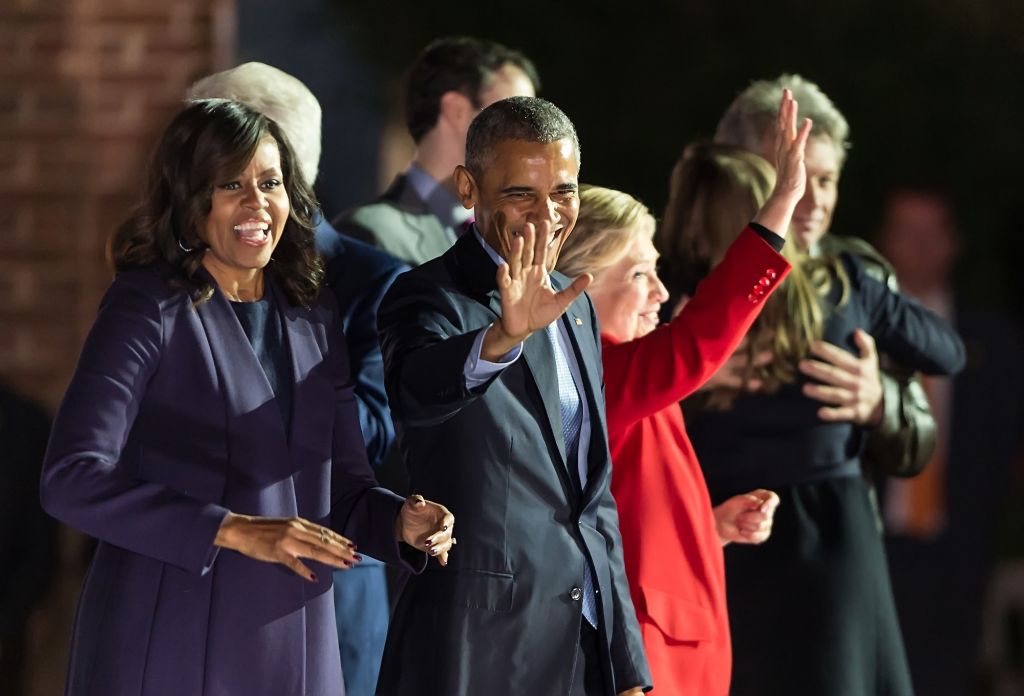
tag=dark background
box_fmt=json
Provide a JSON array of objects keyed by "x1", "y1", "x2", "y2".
[{"x1": 239, "y1": 0, "x2": 1024, "y2": 321}]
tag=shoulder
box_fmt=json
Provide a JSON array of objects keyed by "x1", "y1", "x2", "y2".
[
  {"x1": 317, "y1": 221, "x2": 409, "y2": 282},
  {"x1": 820, "y1": 234, "x2": 898, "y2": 290},
  {"x1": 106, "y1": 265, "x2": 188, "y2": 315}
]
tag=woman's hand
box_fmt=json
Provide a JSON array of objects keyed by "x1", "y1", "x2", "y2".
[
  {"x1": 752, "y1": 88, "x2": 813, "y2": 236},
  {"x1": 214, "y1": 513, "x2": 360, "y2": 582},
  {"x1": 395, "y1": 494, "x2": 456, "y2": 566},
  {"x1": 713, "y1": 489, "x2": 780, "y2": 546}
]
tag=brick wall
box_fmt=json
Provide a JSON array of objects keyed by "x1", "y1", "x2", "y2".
[{"x1": 0, "y1": 0, "x2": 235, "y2": 412}]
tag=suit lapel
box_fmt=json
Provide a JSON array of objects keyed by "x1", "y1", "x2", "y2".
[
  {"x1": 521, "y1": 326, "x2": 569, "y2": 467},
  {"x1": 386, "y1": 173, "x2": 456, "y2": 260},
  {"x1": 561, "y1": 298, "x2": 608, "y2": 501}
]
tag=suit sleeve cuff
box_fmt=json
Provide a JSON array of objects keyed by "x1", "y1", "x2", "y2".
[
  {"x1": 749, "y1": 222, "x2": 786, "y2": 252},
  {"x1": 464, "y1": 324, "x2": 523, "y2": 389}
]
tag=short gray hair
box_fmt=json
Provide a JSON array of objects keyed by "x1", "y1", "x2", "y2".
[
  {"x1": 715, "y1": 74, "x2": 850, "y2": 165},
  {"x1": 187, "y1": 62, "x2": 322, "y2": 186},
  {"x1": 465, "y1": 96, "x2": 580, "y2": 177}
]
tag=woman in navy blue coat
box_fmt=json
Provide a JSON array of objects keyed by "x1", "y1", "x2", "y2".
[{"x1": 41, "y1": 100, "x2": 455, "y2": 695}]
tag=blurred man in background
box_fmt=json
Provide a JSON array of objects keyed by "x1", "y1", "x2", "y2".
[
  {"x1": 333, "y1": 36, "x2": 538, "y2": 266},
  {"x1": 877, "y1": 186, "x2": 1024, "y2": 695}
]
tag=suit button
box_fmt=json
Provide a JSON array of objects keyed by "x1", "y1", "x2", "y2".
[
  {"x1": 570, "y1": 587, "x2": 583, "y2": 601},
  {"x1": 752, "y1": 285, "x2": 765, "y2": 297},
  {"x1": 759, "y1": 277, "x2": 770, "y2": 287},
  {"x1": 766, "y1": 268, "x2": 778, "y2": 280}
]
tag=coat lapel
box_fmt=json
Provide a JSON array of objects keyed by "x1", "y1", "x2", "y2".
[{"x1": 196, "y1": 280, "x2": 292, "y2": 485}]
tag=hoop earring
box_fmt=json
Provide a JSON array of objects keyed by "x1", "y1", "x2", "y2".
[{"x1": 178, "y1": 238, "x2": 194, "y2": 254}]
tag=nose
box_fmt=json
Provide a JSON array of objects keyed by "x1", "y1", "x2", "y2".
[
  {"x1": 241, "y1": 183, "x2": 268, "y2": 210},
  {"x1": 531, "y1": 196, "x2": 560, "y2": 226},
  {"x1": 653, "y1": 275, "x2": 669, "y2": 304}
]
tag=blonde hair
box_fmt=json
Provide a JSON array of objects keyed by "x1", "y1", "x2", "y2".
[
  {"x1": 187, "y1": 62, "x2": 323, "y2": 187},
  {"x1": 658, "y1": 141, "x2": 847, "y2": 406},
  {"x1": 557, "y1": 185, "x2": 655, "y2": 280}
]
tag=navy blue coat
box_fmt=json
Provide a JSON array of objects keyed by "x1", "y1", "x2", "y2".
[{"x1": 41, "y1": 265, "x2": 423, "y2": 695}]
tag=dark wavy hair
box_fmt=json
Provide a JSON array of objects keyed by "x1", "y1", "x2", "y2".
[
  {"x1": 405, "y1": 36, "x2": 540, "y2": 143},
  {"x1": 111, "y1": 99, "x2": 323, "y2": 307}
]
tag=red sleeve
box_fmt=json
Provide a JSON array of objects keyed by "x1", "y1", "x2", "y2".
[{"x1": 602, "y1": 226, "x2": 791, "y2": 435}]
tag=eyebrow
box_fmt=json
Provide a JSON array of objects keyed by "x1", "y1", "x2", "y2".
[{"x1": 500, "y1": 186, "x2": 535, "y2": 195}]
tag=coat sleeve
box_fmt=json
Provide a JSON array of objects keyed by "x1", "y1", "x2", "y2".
[
  {"x1": 40, "y1": 277, "x2": 230, "y2": 575},
  {"x1": 833, "y1": 238, "x2": 939, "y2": 477},
  {"x1": 325, "y1": 297, "x2": 427, "y2": 573},
  {"x1": 845, "y1": 253, "x2": 966, "y2": 376},
  {"x1": 378, "y1": 271, "x2": 491, "y2": 427},
  {"x1": 603, "y1": 227, "x2": 791, "y2": 435}
]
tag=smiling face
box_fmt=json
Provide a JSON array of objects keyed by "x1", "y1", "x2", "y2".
[
  {"x1": 456, "y1": 137, "x2": 580, "y2": 271},
  {"x1": 790, "y1": 135, "x2": 841, "y2": 251},
  {"x1": 200, "y1": 137, "x2": 289, "y2": 293},
  {"x1": 587, "y1": 232, "x2": 668, "y2": 342}
]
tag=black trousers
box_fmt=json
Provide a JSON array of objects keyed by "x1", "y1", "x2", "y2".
[{"x1": 570, "y1": 621, "x2": 610, "y2": 696}]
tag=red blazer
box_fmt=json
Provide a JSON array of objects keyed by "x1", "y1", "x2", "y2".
[{"x1": 603, "y1": 228, "x2": 790, "y2": 695}]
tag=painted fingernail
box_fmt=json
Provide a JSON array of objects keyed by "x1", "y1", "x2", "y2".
[
  {"x1": 441, "y1": 525, "x2": 448, "y2": 532},
  {"x1": 353, "y1": 554, "x2": 363, "y2": 562},
  {"x1": 311, "y1": 573, "x2": 318, "y2": 582},
  {"x1": 431, "y1": 548, "x2": 440, "y2": 556},
  {"x1": 425, "y1": 540, "x2": 433, "y2": 547}
]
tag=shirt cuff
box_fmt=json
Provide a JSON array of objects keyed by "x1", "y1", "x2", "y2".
[
  {"x1": 749, "y1": 222, "x2": 785, "y2": 252},
  {"x1": 464, "y1": 324, "x2": 523, "y2": 389}
]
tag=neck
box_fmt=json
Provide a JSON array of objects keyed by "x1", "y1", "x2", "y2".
[
  {"x1": 412, "y1": 129, "x2": 463, "y2": 193},
  {"x1": 201, "y1": 258, "x2": 265, "y2": 302}
]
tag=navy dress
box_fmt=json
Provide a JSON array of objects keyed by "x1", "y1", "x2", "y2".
[{"x1": 688, "y1": 253, "x2": 965, "y2": 696}]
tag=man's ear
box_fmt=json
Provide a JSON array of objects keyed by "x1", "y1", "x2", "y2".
[
  {"x1": 439, "y1": 90, "x2": 475, "y2": 131},
  {"x1": 454, "y1": 165, "x2": 477, "y2": 211}
]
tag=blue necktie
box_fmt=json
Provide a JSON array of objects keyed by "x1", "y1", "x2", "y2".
[{"x1": 546, "y1": 322, "x2": 599, "y2": 628}]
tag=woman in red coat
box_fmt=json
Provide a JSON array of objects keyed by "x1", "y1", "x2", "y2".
[{"x1": 554, "y1": 92, "x2": 808, "y2": 694}]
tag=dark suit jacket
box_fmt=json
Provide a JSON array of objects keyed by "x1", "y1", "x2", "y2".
[
  {"x1": 41, "y1": 266, "x2": 422, "y2": 695},
  {"x1": 315, "y1": 218, "x2": 409, "y2": 468},
  {"x1": 375, "y1": 232, "x2": 652, "y2": 695},
  {"x1": 332, "y1": 173, "x2": 458, "y2": 266}
]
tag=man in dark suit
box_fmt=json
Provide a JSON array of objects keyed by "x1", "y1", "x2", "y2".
[
  {"x1": 376, "y1": 97, "x2": 649, "y2": 696},
  {"x1": 877, "y1": 187, "x2": 1024, "y2": 695},
  {"x1": 334, "y1": 36, "x2": 539, "y2": 266},
  {"x1": 187, "y1": 63, "x2": 408, "y2": 696}
]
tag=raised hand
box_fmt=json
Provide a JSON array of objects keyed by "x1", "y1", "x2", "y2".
[
  {"x1": 481, "y1": 212, "x2": 592, "y2": 360},
  {"x1": 395, "y1": 494, "x2": 456, "y2": 566},
  {"x1": 753, "y1": 88, "x2": 814, "y2": 236},
  {"x1": 713, "y1": 489, "x2": 780, "y2": 545},
  {"x1": 214, "y1": 513, "x2": 361, "y2": 582}
]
